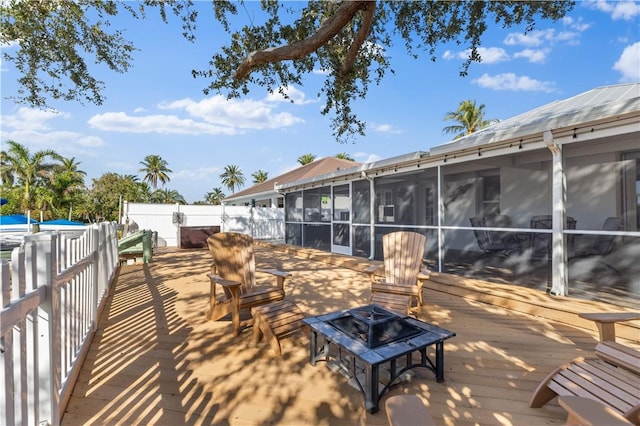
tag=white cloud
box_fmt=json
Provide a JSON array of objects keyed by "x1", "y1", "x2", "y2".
[
  {"x1": 90, "y1": 94, "x2": 306, "y2": 135},
  {"x1": 173, "y1": 166, "x2": 222, "y2": 182},
  {"x1": 106, "y1": 161, "x2": 136, "y2": 172},
  {"x1": 614, "y1": 41, "x2": 640, "y2": 82},
  {"x1": 1, "y1": 107, "x2": 62, "y2": 131},
  {"x1": 88, "y1": 111, "x2": 240, "y2": 135},
  {"x1": 472, "y1": 73, "x2": 557, "y2": 93},
  {"x1": 589, "y1": 0, "x2": 640, "y2": 20},
  {"x1": 442, "y1": 50, "x2": 456, "y2": 60},
  {"x1": 513, "y1": 49, "x2": 548, "y2": 63},
  {"x1": 477, "y1": 47, "x2": 509, "y2": 63},
  {"x1": 354, "y1": 152, "x2": 382, "y2": 163},
  {"x1": 562, "y1": 16, "x2": 591, "y2": 32},
  {"x1": 442, "y1": 47, "x2": 509, "y2": 64},
  {"x1": 370, "y1": 123, "x2": 402, "y2": 134},
  {"x1": 264, "y1": 85, "x2": 315, "y2": 105},
  {"x1": 158, "y1": 95, "x2": 304, "y2": 130},
  {"x1": 504, "y1": 30, "x2": 551, "y2": 47},
  {"x1": 1, "y1": 128, "x2": 104, "y2": 157},
  {"x1": 0, "y1": 107, "x2": 102, "y2": 157},
  {"x1": 504, "y1": 28, "x2": 581, "y2": 47}
]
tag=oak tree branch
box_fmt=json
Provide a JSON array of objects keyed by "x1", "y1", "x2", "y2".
[{"x1": 234, "y1": 1, "x2": 371, "y2": 80}]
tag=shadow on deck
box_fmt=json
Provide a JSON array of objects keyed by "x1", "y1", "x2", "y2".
[{"x1": 62, "y1": 245, "x2": 639, "y2": 425}]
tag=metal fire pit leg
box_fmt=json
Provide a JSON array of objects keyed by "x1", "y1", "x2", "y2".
[
  {"x1": 309, "y1": 330, "x2": 318, "y2": 365},
  {"x1": 390, "y1": 358, "x2": 397, "y2": 381},
  {"x1": 435, "y1": 341, "x2": 445, "y2": 382},
  {"x1": 309, "y1": 330, "x2": 329, "y2": 366},
  {"x1": 364, "y1": 363, "x2": 380, "y2": 413}
]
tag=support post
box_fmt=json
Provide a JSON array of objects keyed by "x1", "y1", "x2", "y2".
[{"x1": 544, "y1": 131, "x2": 568, "y2": 296}]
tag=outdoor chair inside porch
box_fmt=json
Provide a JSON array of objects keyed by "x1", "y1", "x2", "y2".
[
  {"x1": 529, "y1": 215, "x2": 577, "y2": 259},
  {"x1": 570, "y1": 216, "x2": 622, "y2": 273},
  {"x1": 469, "y1": 215, "x2": 518, "y2": 259},
  {"x1": 365, "y1": 231, "x2": 429, "y2": 317},
  {"x1": 206, "y1": 232, "x2": 290, "y2": 336}
]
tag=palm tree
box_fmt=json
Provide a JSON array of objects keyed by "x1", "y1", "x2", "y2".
[
  {"x1": 56, "y1": 156, "x2": 86, "y2": 177},
  {"x1": 442, "y1": 100, "x2": 499, "y2": 139},
  {"x1": 0, "y1": 140, "x2": 62, "y2": 212},
  {"x1": 136, "y1": 181, "x2": 153, "y2": 203},
  {"x1": 335, "y1": 152, "x2": 354, "y2": 161},
  {"x1": 251, "y1": 170, "x2": 269, "y2": 184},
  {"x1": 220, "y1": 165, "x2": 245, "y2": 194},
  {"x1": 297, "y1": 153, "x2": 316, "y2": 165},
  {"x1": 204, "y1": 187, "x2": 225, "y2": 205},
  {"x1": 139, "y1": 155, "x2": 172, "y2": 189},
  {"x1": 52, "y1": 156, "x2": 87, "y2": 219},
  {"x1": 150, "y1": 188, "x2": 186, "y2": 204}
]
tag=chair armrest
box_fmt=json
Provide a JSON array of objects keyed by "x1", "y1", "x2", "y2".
[
  {"x1": 579, "y1": 312, "x2": 640, "y2": 342},
  {"x1": 365, "y1": 264, "x2": 383, "y2": 284},
  {"x1": 257, "y1": 268, "x2": 291, "y2": 290},
  {"x1": 364, "y1": 264, "x2": 382, "y2": 274},
  {"x1": 257, "y1": 268, "x2": 291, "y2": 278},
  {"x1": 207, "y1": 273, "x2": 242, "y2": 289},
  {"x1": 417, "y1": 271, "x2": 431, "y2": 281}
]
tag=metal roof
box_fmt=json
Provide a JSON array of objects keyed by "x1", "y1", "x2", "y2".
[
  {"x1": 277, "y1": 83, "x2": 639, "y2": 192},
  {"x1": 430, "y1": 82, "x2": 640, "y2": 156}
]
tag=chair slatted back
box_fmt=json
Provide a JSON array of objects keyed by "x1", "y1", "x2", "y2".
[
  {"x1": 593, "y1": 217, "x2": 622, "y2": 255},
  {"x1": 207, "y1": 232, "x2": 256, "y2": 295},
  {"x1": 469, "y1": 217, "x2": 491, "y2": 251},
  {"x1": 382, "y1": 231, "x2": 426, "y2": 286}
]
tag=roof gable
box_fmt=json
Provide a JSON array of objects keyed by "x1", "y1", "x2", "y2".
[{"x1": 224, "y1": 157, "x2": 361, "y2": 200}]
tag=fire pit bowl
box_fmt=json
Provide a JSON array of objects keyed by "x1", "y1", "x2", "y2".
[{"x1": 327, "y1": 305, "x2": 422, "y2": 348}]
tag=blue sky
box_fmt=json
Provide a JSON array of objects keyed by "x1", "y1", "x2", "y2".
[{"x1": 1, "y1": 1, "x2": 639, "y2": 204}]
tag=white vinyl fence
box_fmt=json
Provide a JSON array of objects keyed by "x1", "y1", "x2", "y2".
[
  {"x1": 124, "y1": 202, "x2": 285, "y2": 247},
  {"x1": 1, "y1": 222, "x2": 119, "y2": 426}
]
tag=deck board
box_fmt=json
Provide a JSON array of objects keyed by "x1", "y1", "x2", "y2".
[{"x1": 62, "y1": 245, "x2": 638, "y2": 426}]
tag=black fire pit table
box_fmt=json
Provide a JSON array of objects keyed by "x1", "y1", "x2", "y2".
[{"x1": 302, "y1": 304, "x2": 455, "y2": 413}]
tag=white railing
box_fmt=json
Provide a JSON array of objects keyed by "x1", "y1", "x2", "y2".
[{"x1": 1, "y1": 222, "x2": 119, "y2": 426}]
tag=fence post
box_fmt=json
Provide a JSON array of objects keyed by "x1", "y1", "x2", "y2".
[
  {"x1": 22, "y1": 232, "x2": 58, "y2": 425},
  {"x1": 91, "y1": 226, "x2": 100, "y2": 332}
]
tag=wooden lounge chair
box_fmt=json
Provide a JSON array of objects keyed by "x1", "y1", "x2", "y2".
[
  {"x1": 558, "y1": 396, "x2": 633, "y2": 426},
  {"x1": 529, "y1": 341, "x2": 640, "y2": 425},
  {"x1": 206, "y1": 232, "x2": 290, "y2": 336},
  {"x1": 365, "y1": 231, "x2": 429, "y2": 317},
  {"x1": 385, "y1": 395, "x2": 436, "y2": 426}
]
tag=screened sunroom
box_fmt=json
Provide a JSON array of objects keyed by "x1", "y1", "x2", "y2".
[{"x1": 279, "y1": 83, "x2": 640, "y2": 305}]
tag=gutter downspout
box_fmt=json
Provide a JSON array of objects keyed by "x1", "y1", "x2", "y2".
[
  {"x1": 544, "y1": 130, "x2": 568, "y2": 297},
  {"x1": 361, "y1": 171, "x2": 376, "y2": 260},
  {"x1": 274, "y1": 182, "x2": 285, "y2": 240}
]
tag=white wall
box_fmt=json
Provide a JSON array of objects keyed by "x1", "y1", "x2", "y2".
[
  {"x1": 123, "y1": 203, "x2": 284, "y2": 247},
  {"x1": 501, "y1": 166, "x2": 550, "y2": 228},
  {"x1": 566, "y1": 152, "x2": 620, "y2": 229}
]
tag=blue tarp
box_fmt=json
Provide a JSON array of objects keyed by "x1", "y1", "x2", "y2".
[
  {"x1": 0, "y1": 214, "x2": 38, "y2": 225},
  {"x1": 0, "y1": 198, "x2": 7, "y2": 206},
  {"x1": 40, "y1": 219, "x2": 86, "y2": 226}
]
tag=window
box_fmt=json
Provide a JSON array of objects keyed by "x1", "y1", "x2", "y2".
[
  {"x1": 425, "y1": 185, "x2": 435, "y2": 225},
  {"x1": 480, "y1": 175, "x2": 500, "y2": 217},
  {"x1": 622, "y1": 151, "x2": 640, "y2": 231},
  {"x1": 285, "y1": 192, "x2": 302, "y2": 222}
]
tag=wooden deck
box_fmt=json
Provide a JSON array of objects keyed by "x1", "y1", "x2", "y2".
[{"x1": 62, "y1": 244, "x2": 640, "y2": 426}]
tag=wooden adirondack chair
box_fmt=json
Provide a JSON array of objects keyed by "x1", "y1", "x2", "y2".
[
  {"x1": 365, "y1": 231, "x2": 429, "y2": 317},
  {"x1": 206, "y1": 232, "x2": 290, "y2": 336}
]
